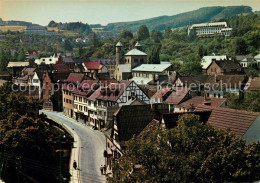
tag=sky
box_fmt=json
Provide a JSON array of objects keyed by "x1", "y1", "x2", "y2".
[{"x1": 0, "y1": 0, "x2": 260, "y2": 26}]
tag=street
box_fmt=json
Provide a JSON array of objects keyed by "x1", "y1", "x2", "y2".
[{"x1": 40, "y1": 110, "x2": 107, "y2": 183}]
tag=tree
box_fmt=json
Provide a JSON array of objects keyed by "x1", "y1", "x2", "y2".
[
  {"x1": 48, "y1": 20, "x2": 57, "y2": 27},
  {"x1": 231, "y1": 37, "x2": 248, "y2": 55},
  {"x1": 164, "y1": 27, "x2": 172, "y2": 39},
  {"x1": 151, "y1": 30, "x2": 163, "y2": 43},
  {"x1": 137, "y1": 25, "x2": 150, "y2": 41},
  {"x1": 0, "y1": 50, "x2": 10, "y2": 72},
  {"x1": 109, "y1": 114, "x2": 260, "y2": 183},
  {"x1": 63, "y1": 40, "x2": 73, "y2": 51},
  {"x1": 148, "y1": 44, "x2": 161, "y2": 64},
  {"x1": 120, "y1": 30, "x2": 133, "y2": 41}
]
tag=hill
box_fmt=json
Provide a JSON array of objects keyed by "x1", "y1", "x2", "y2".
[{"x1": 105, "y1": 6, "x2": 252, "y2": 33}]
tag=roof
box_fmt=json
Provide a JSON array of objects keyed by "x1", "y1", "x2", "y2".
[
  {"x1": 246, "y1": 77, "x2": 260, "y2": 91},
  {"x1": 176, "y1": 75, "x2": 210, "y2": 87},
  {"x1": 205, "y1": 75, "x2": 246, "y2": 90},
  {"x1": 201, "y1": 55, "x2": 227, "y2": 69},
  {"x1": 235, "y1": 55, "x2": 254, "y2": 61},
  {"x1": 116, "y1": 41, "x2": 123, "y2": 47},
  {"x1": 136, "y1": 119, "x2": 160, "y2": 139},
  {"x1": 164, "y1": 87, "x2": 190, "y2": 105},
  {"x1": 88, "y1": 58, "x2": 116, "y2": 65},
  {"x1": 190, "y1": 22, "x2": 228, "y2": 28},
  {"x1": 195, "y1": 105, "x2": 260, "y2": 137},
  {"x1": 179, "y1": 96, "x2": 227, "y2": 109},
  {"x1": 162, "y1": 111, "x2": 212, "y2": 129},
  {"x1": 132, "y1": 63, "x2": 172, "y2": 72},
  {"x1": 65, "y1": 73, "x2": 85, "y2": 84},
  {"x1": 7, "y1": 62, "x2": 29, "y2": 67},
  {"x1": 22, "y1": 68, "x2": 36, "y2": 76},
  {"x1": 213, "y1": 60, "x2": 241, "y2": 71},
  {"x1": 114, "y1": 104, "x2": 169, "y2": 142},
  {"x1": 135, "y1": 42, "x2": 142, "y2": 47},
  {"x1": 87, "y1": 87, "x2": 101, "y2": 101},
  {"x1": 49, "y1": 73, "x2": 70, "y2": 83},
  {"x1": 118, "y1": 64, "x2": 131, "y2": 73},
  {"x1": 50, "y1": 63, "x2": 70, "y2": 73},
  {"x1": 130, "y1": 77, "x2": 152, "y2": 85},
  {"x1": 63, "y1": 57, "x2": 75, "y2": 63},
  {"x1": 83, "y1": 61, "x2": 102, "y2": 70},
  {"x1": 125, "y1": 49, "x2": 147, "y2": 56},
  {"x1": 73, "y1": 80, "x2": 98, "y2": 96},
  {"x1": 151, "y1": 88, "x2": 171, "y2": 99},
  {"x1": 96, "y1": 80, "x2": 132, "y2": 102}
]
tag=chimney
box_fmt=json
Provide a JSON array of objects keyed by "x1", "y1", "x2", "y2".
[{"x1": 204, "y1": 93, "x2": 207, "y2": 101}]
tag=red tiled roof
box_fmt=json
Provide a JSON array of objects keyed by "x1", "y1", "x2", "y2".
[
  {"x1": 52, "y1": 63, "x2": 70, "y2": 73},
  {"x1": 151, "y1": 88, "x2": 170, "y2": 99},
  {"x1": 164, "y1": 87, "x2": 190, "y2": 105},
  {"x1": 96, "y1": 80, "x2": 132, "y2": 102},
  {"x1": 195, "y1": 105, "x2": 259, "y2": 136},
  {"x1": 83, "y1": 61, "x2": 102, "y2": 70},
  {"x1": 65, "y1": 73, "x2": 85, "y2": 84},
  {"x1": 179, "y1": 96, "x2": 227, "y2": 109},
  {"x1": 247, "y1": 77, "x2": 260, "y2": 91}
]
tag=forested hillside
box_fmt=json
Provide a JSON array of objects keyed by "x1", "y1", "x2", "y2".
[{"x1": 105, "y1": 6, "x2": 252, "y2": 33}]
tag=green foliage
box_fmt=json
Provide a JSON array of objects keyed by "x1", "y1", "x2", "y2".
[
  {"x1": 179, "y1": 54, "x2": 202, "y2": 76},
  {"x1": 137, "y1": 25, "x2": 150, "y2": 41},
  {"x1": 0, "y1": 84, "x2": 65, "y2": 183},
  {"x1": 109, "y1": 114, "x2": 260, "y2": 183},
  {"x1": 120, "y1": 30, "x2": 133, "y2": 41},
  {"x1": 225, "y1": 92, "x2": 260, "y2": 112},
  {"x1": 163, "y1": 27, "x2": 172, "y2": 39},
  {"x1": 106, "y1": 6, "x2": 252, "y2": 33},
  {"x1": 148, "y1": 44, "x2": 161, "y2": 64},
  {"x1": 151, "y1": 30, "x2": 163, "y2": 43}
]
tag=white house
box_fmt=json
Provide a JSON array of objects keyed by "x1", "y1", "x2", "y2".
[
  {"x1": 35, "y1": 54, "x2": 59, "y2": 65},
  {"x1": 201, "y1": 54, "x2": 228, "y2": 70},
  {"x1": 188, "y1": 22, "x2": 232, "y2": 37},
  {"x1": 31, "y1": 72, "x2": 43, "y2": 99}
]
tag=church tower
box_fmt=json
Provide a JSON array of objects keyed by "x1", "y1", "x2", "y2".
[
  {"x1": 135, "y1": 41, "x2": 142, "y2": 51},
  {"x1": 116, "y1": 41, "x2": 124, "y2": 66}
]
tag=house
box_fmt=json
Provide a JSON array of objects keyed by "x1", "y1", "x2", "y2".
[
  {"x1": 105, "y1": 103, "x2": 169, "y2": 172},
  {"x1": 31, "y1": 71, "x2": 45, "y2": 99},
  {"x1": 88, "y1": 58, "x2": 116, "y2": 79},
  {"x1": 13, "y1": 67, "x2": 36, "y2": 86},
  {"x1": 188, "y1": 22, "x2": 232, "y2": 37},
  {"x1": 24, "y1": 26, "x2": 47, "y2": 34},
  {"x1": 164, "y1": 87, "x2": 191, "y2": 112},
  {"x1": 201, "y1": 55, "x2": 228, "y2": 70},
  {"x1": 178, "y1": 95, "x2": 227, "y2": 112},
  {"x1": 82, "y1": 61, "x2": 108, "y2": 77},
  {"x1": 26, "y1": 50, "x2": 39, "y2": 60},
  {"x1": 244, "y1": 77, "x2": 260, "y2": 92},
  {"x1": 254, "y1": 53, "x2": 260, "y2": 67},
  {"x1": 73, "y1": 80, "x2": 99, "y2": 124},
  {"x1": 202, "y1": 75, "x2": 247, "y2": 98},
  {"x1": 35, "y1": 54, "x2": 59, "y2": 65},
  {"x1": 42, "y1": 72, "x2": 69, "y2": 101},
  {"x1": 63, "y1": 73, "x2": 86, "y2": 117},
  {"x1": 195, "y1": 105, "x2": 260, "y2": 144},
  {"x1": 206, "y1": 59, "x2": 243, "y2": 75},
  {"x1": 131, "y1": 62, "x2": 172, "y2": 85},
  {"x1": 95, "y1": 80, "x2": 150, "y2": 129},
  {"x1": 150, "y1": 88, "x2": 172, "y2": 104},
  {"x1": 7, "y1": 62, "x2": 30, "y2": 77},
  {"x1": 236, "y1": 55, "x2": 257, "y2": 68}
]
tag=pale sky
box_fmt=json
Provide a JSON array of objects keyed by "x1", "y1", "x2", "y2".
[{"x1": 0, "y1": 0, "x2": 259, "y2": 26}]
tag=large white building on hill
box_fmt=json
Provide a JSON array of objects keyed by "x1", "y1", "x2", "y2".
[{"x1": 188, "y1": 22, "x2": 232, "y2": 37}]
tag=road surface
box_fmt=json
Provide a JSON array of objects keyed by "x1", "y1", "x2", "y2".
[{"x1": 41, "y1": 110, "x2": 107, "y2": 183}]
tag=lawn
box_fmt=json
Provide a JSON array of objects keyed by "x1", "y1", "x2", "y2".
[{"x1": 0, "y1": 25, "x2": 26, "y2": 32}]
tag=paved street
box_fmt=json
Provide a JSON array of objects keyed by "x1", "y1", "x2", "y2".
[{"x1": 40, "y1": 110, "x2": 107, "y2": 183}]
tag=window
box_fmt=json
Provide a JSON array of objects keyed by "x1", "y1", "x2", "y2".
[
  {"x1": 46, "y1": 82, "x2": 48, "y2": 87},
  {"x1": 218, "y1": 94, "x2": 221, "y2": 98},
  {"x1": 214, "y1": 93, "x2": 216, "y2": 98},
  {"x1": 49, "y1": 90, "x2": 51, "y2": 95},
  {"x1": 134, "y1": 59, "x2": 138, "y2": 63}
]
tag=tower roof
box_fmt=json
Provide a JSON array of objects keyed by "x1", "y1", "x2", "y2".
[
  {"x1": 135, "y1": 41, "x2": 142, "y2": 47},
  {"x1": 116, "y1": 41, "x2": 123, "y2": 47},
  {"x1": 125, "y1": 49, "x2": 147, "y2": 56}
]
